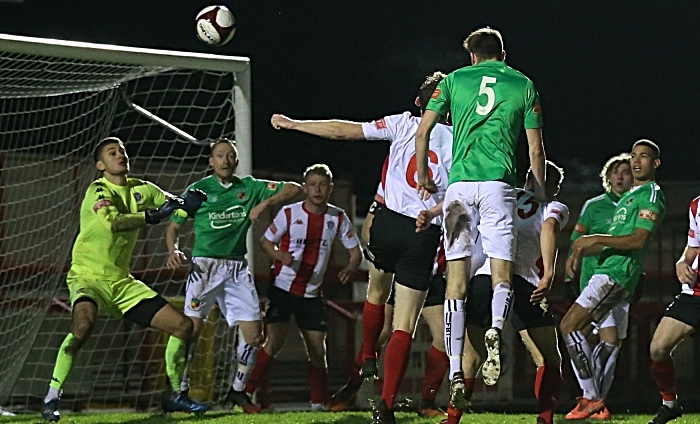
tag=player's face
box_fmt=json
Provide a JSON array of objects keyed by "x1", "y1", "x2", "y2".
[
  {"x1": 209, "y1": 143, "x2": 238, "y2": 181},
  {"x1": 303, "y1": 174, "x2": 333, "y2": 207},
  {"x1": 97, "y1": 142, "x2": 129, "y2": 176},
  {"x1": 609, "y1": 162, "x2": 633, "y2": 196},
  {"x1": 630, "y1": 145, "x2": 660, "y2": 183}
]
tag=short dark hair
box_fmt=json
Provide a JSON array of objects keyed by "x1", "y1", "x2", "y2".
[
  {"x1": 418, "y1": 71, "x2": 447, "y2": 112},
  {"x1": 209, "y1": 138, "x2": 238, "y2": 157},
  {"x1": 93, "y1": 137, "x2": 123, "y2": 162},
  {"x1": 303, "y1": 163, "x2": 333, "y2": 182},
  {"x1": 632, "y1": 139, "x2": 660, "y2": 159},
  {"x1": 463, "y1": 27, "x2": 504, "y2": 61},
  {"x1": 600, "y1": 153, "x2": 631, "y2": 192}
]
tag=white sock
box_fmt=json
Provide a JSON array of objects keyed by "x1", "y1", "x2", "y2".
[
  {"x1": 180, "y1": 373, "x2": 190, "y2": 392},
  {"x1": 663, "y1": 398, "x2": 678, "y2": 408},
  {"x1": 592, "y1": 341, "x2": 619, "y2": 398},
  {"x1": 232, "y1": 340, "x2": 259, "y2": 391},
  {"x1": 564, "y1": 331, "x2": 599, "y2": 400},
  {"x1": 44, "y1": 387, "x2": 60, "y2": 403},
  {"x1": 444, "y1": 299, "x2": 466, "y2": 379},
  {"x1": 490, "y1": 282, "x2": 513, "y2": 331}
]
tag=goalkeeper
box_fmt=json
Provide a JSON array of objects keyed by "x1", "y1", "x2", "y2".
[
  {"x1": 165, "y1": 138, "x2": 302, "y2": 414},
  {"x1": 42, "y1": 137, "x2": 208, "y2": 422}
]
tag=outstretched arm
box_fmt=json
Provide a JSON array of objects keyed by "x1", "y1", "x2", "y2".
[
  {"x1": 249, "y1": 182, "x2": 303, "y2": 222},
  {"x1": 526, "y1": 128, "x2": 546, "y2": 201},
  {"x1": 415, "y1": 110, "x2": 441, "y2": 198},
  {"x1": 271, "y1": 114, "x2": 367, "y2": 140}
]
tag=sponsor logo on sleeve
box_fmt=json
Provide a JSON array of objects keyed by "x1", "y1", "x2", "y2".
[
  {"x1": 93, "y1": 199, "x2": 113, "y2": 213},
  {"x1": 533, "y1": 104, "x2": 542, "y2": 114},
  {"x1": 266, "y1": 182, "x2": 279, "y2": 191},
  {"x1": 347, "y1": 230, "x2": 355, "y2": 238},
  {"x1": 133, "y1": 192, "x2": 142, "y2": 203},
  {"x1": 639, "y1": 209, "x2": 658, "y2": 222},
  {"x1": 374, "y1": 118, "x2": 387, "y2": 130},
  {"x1": 431, "y1": 89, "x2": 441, "y2": 99},
  {"x1": 689, "y1": 229, "x2": 696, "y2": 238},
  {"x1": 551, "y1": 209, "x2": 562, "y2": 216},
  {"x1": 573, "y1": 223, "x2": 587, "y2": 234},
  {"x1": 270, "y1": 223, "x2": 278, "y2": 234}
]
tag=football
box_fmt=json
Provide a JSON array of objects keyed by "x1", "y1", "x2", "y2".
[{"x1": 195, "y1": 5, "x2": 236, "y2": 46}]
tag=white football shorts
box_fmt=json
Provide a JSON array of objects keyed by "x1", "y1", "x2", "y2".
[
  {"x1": 184, "y1": 257, "x2": 262, "y2": 326},
  {"x1": 442, "y1": 181, "x2": 517, "y2": 262},
  {"x1": 593, "y1": 300, "x2": 630, "y2": 340},
  {"x1": 576, "y1": 274, "x2": 630, "y2": 325}
]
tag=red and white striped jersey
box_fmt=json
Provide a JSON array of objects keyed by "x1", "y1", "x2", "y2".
[
  {"x1": 362, "y1": 111, "x2": 452, "y2": 224},
  {"x1": 684, "y1": 196, "x2": 700, "y2": 296},
  {"x1": 476, "y1": 189, "x2": 569, "y2": 286},
  {"x1": 264, "y1": 201, "x2": 360, "y2": 298}
]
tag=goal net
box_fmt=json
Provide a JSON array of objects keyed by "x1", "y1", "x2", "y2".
[{"x1": 0, "y1": 34, "x2": 251, "y2": 412}]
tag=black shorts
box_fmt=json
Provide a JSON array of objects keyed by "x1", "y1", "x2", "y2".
[
  {"x1": 365, "y1": 206, "x2": 441, "y2": 291},
  {"x1": 664, "y1": 294, "x2": 700, "y2": 329},
  {"x1": 265, "y1": 286, "x2": 327, "y2": 332},
  {"x1": 465, "y1": 275, "x2": 554, "y2": 332},
  {"x1": 386, "y1": 274, "x2": 446, "y2": 308}
]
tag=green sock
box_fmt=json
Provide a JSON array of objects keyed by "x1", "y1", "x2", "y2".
[
  {"x1": 49, "y1": 333, "x2": 77, "y2": 391},
  {"x1": 165, "y1": 336, "x2": 188, "y2": 392}
]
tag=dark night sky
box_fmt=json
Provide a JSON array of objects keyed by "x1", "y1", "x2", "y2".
[{"x1": 0, "y1": 1, "x2": 698, "y2": 211}]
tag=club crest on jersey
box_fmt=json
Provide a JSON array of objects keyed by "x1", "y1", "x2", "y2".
[
  {"x1": 326, "y1": 221, "x2": 335, "y2": 230},
  {"x1": 626, "y1": 197, "x2": 635, "y2": 205},
  {"x1": 238, "y1": 191, "x2": 246, "y2": 200},
  {"x1": 190, "y1": 298, "x2": 201, "y2": 311},
  {"x1": 133, "y1": 192, "x2": 142, "y2": 203}
]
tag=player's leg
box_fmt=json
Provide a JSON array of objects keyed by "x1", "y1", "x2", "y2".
[
  {"x1": 295, "y1": 294, "x2": 329, "y2": 410},
  {"x1": 360, "y1": 207, "x2": 397, "y2": 377},
  {"x1": 477, "y1": 181, "x2": 518, "y2": 386},
  {"x1": 511, "y1": 276, "x2": 561, "y2": 424},
  {"x1": 244, "y1": 286, "x2": 291, "y2": 394},
  {"x1": 647, "y1": 295, "x2": 699, "y2": 423},
  {"x1": 417, "y1": 277, "x2": 449, "y2": 418},
  {"x1": 43, "y1": 294, "x2": 99, "y2": 422},
  {"x1": 220, "y1": 260, "x2": 264, "y2": 412},
  {"x1": 377, "y1": 283, "x2": 427, "y2": 423},
  {"x1": 560, "y1": 275, "x2": 626, "y2": 419},
  {"x1": 589, "y1": 301, "x2": 628, "y2": 421}
]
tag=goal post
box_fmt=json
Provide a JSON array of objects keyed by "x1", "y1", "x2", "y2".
[{"x1": 0, "y1": 33, "x2": 252, "y2": 411}]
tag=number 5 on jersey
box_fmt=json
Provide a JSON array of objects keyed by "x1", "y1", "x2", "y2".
[{"x1": 476, "y1": 76, "x2": 497, "y2": 116}]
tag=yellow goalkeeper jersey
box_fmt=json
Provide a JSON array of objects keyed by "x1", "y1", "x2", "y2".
[{"x1": 67, "y1": 177, "x2": 167, "y2": 281}]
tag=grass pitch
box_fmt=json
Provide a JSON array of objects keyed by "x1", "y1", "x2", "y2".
[{"x1": 1, "y1": 410, "x2": 700, "y2": 424}]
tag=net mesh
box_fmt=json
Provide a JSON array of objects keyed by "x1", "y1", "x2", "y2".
[{"x1": 0, "y1": 47, "x2": 243, "y2": 411}]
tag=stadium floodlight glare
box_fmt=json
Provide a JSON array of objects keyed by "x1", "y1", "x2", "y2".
[{"x1": 0, "y1": 33, "x2": 250, "y2": 410}]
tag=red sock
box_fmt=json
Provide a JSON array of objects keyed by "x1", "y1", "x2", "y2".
[
  {"x1": 651, "y1": 358, "x2": 677, "y2": 401},
  {"x1": 245, "y1": 347, "x2": 273, "y2": 393},
  {"x1": 422, "y1": 345, "x2": 449, "y2": 402},
  {"x1": 446, "y1": 403, "x2": 463, "y2": 424},
  {"x1": 380, "y1": 330, "x2": 412, "y2": 409},
  {"x1": 534, "y1": 365, "x2": 561, "y2": 424},
  {"x1": 309, "y1": 365, "x2": 328, "y2": 404},
  {"x1": 361, "y1": 301, "x2": 385, "y2": 361},
  {"x1": 464, "y1": 377, "x2": 476, "y2": 400}
]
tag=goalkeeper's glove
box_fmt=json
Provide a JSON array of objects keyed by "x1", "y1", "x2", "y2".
[
  {"x1": 144, "y1": 189, "x2": 207, "y2": 224},
  {"x1": 182, "y1": 189, "x2": 207, "y2": 217}
]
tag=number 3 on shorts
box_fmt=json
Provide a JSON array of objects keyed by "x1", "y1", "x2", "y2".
[{"x1": 476, "y1": 76, "x2": 497, "y2": 116}]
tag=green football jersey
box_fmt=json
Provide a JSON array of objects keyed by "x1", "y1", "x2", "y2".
[
  {"x1": 427, "y1": 60, "x2": 542, "y2": 186},
  {"x1": 172, "y1": 175, "x2": 284, "y2": 260},
  {"x1": 570, "y1": 192, "x2": 621, "y2": 291},
  {"x1": 68, "y1": 177, "x2": 167, "y2": 281},
  {"x1": 595, "y1": 182, "x2": 665, "y2": 291}
]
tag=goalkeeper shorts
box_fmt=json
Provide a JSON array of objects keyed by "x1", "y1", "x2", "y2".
[{"x1": 66, "y1": 275, "x2": 159, "y2": 320}]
